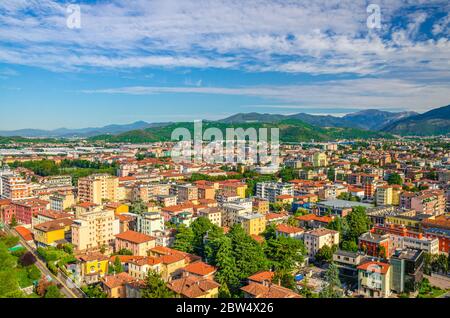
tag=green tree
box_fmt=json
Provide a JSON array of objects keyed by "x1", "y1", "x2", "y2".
[
  {"x1": 279, "y1": 167, "x2": 296, "y2": 182},
  {"x1": 117, "y1": 249, "x2": 133, "y2": 256},
  {"x1": 215, "y1": 236, "x2": 240, "y2": 295},
  {"x1": 82, "y1": 284, "x2": 107, "y2": 298},
  {"x1": 327, "y1": 217, "x2": 348, "y2": 240},
  {"x1": 319, "y1": 263, "x2": 343, "y2": 298},
  {"x1": 286, "y1": 216, "x2": 298, "y2": 227},
  {"x1": 341, "y1": 240, "x2": 358, "y2": 252},
  {"x1": 130, "y1": 199, "x2": 147, "y2": 215},
  {"x1": 265, "y1": 236, "x2": 305, "y2": 273},
  {"x1": 228, "y1": 225, "x2": 269, "y2": 281},
  {"x1": 191, "y1": 217, "x2": 217, "y2": 257},
  {"x1": 273, "y1": 271, "x2": 296, "y2": 290},
  {"x1": 0, "y1": 271, "x2": 20, "y2": 297},
  {"x1": 327, "y1": 168, "x2": 336, "y2": 181},
  {"x1": 0, "y1": 243, "x2": 16, "y2": 269},
  {"x1": 141, "y1": 271, "x2": 175, "y2": 298},
  {"x1": 294, "y1": 208, "x2": 309, "y2": 216},
  {"x1": 315, "y1": 245, "x2": 336, "y2": 264},
  {"x1": 387, "y1": 173, "x2": 403, "y2": 185},
  {"x1": 9, "y1": 215, "x2": 18, "y2": 227},
  {"x1": 173, "y1": 225, "x2": 195, "y2": 253},
  {"x1": 27, "y1": 265, "x2": 42, "y2": 281},
  {"x1": 345, "y1": 207, "x2": 371, "y2": 242},
  {"x1": 112, "y1": 257, "x2": 124, "y2": 274},
  {"x1": 44, "y1": 285, "x2": 63, "y2": 298}
]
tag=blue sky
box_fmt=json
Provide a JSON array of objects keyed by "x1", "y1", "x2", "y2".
[{"x1": 0, "y1": 0, "x2": 449, "y2": 130}]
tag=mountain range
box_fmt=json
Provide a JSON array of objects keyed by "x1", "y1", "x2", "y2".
[
  {"x1": 0, "y1": 105, "x2": 448, "y2": 139},
  {"x1": 219, "y1": 109, "x2": 419, "y2": 130},
  {"x1": 0, "y1": 121, "x2": 169, "y2": 138}
]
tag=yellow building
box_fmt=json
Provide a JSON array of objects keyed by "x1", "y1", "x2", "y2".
[
  {"x1": 237, "y1": 213, "x2": 267, "y2": 236},
  {"x1": 312, "y1": 152, "x2": 328, "y2": 167},
  {"x1": 385, "y1": 214, "x2": 422, "y2": 230},
  {"x1": 76, "y1": 252, "x2": 109, "y2": 285},
  {"x1": 105, "y1": 202, "x2": 129, "y2": 215},
  {"x1": 275, "y1": 194, "x2": 294, "y2": 205},
  {"x1": 376, "y1": 186, "x2": 393, "y2": 206},
  {"x1": 391, "y1": 185, "x2": 402, "y2": 206},
  {"x1": 77, "y1": 174, "x2": 119, "y2": 205},
  {"x1": 49, "y1": 192, "x2": 75, "y2": 211},
  {"x1": 253, "y1": 198, "x2": 269, "y2": 214},
  {"x1": 33, "y1": 218, "x2": 73, "y2": 247}
]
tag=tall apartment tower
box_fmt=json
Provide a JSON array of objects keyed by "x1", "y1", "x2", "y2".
[{"x1": 77, "y1": 174, "x2": 119, "y2": 204}]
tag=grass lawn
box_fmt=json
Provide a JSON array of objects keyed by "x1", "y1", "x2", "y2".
[{"x1": 417, "y1": 288, "x2": 447, "y2": 298}]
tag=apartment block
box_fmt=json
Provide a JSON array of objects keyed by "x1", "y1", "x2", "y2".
[
  {"x1": 303, "y1": 228, "x2": 340, "y2": 257},
  {"x1": 71, "y1": 207, "x2": 116, "y2": 251},
  {"x1": 78, "y1": 174, "x2": 119, "y2": 205}
]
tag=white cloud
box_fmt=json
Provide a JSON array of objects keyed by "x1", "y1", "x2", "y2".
[
  {"x1": 0, "y1": 0, "x2": 448, "y2": 77},
  {"x1": 81, "y1": 77, "x2": 450, "y2": 113}
]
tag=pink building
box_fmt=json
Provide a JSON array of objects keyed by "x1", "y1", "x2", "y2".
[{"x1": 114, "y1": 230, "x2": 156, "y2": 256}]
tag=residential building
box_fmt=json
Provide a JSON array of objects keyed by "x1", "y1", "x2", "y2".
[
  {"x1": 357, "y1": 261, "x2": 392, "y2": 298},
  {"x1": 101, "y1": 272, "x2": 136, "y2": 298},
  {"x1": 241, "y1": 282, "x2": 301, "y2": 298},
  {"x1": 176, "y1": 184, "x2": 198, "y2": 203},
  {"x1": 333, "y1": 250, "x2": 367, "y2": 284},
  {"x1": 255, "y1": 182, "x2": 293, "y2": 203},
  {"x1": 49, "y1": 191, "x2": 75, "y2": 211},
  {"x1": 252, "y1": 197, "x2": 269, "y2": 214},
  {"x1": 0, "y1": 199, "x2": 16, "y2": 225},
  {"x1": 376, "y1": 185, "x2": 393, "y2": 206},
  {"x1": 75, "y1": 252, "x2": 109, "y2": 285},
  {"x1": 236, "y1": 213, "x2": 266, "y2": 236},
  {"x1": 115, "y1": 230, "x2": 156, "y2": 256},
  {"x1": 197, "y1": 207, "x2": 222, "y2": 227},
  {"x1": 312, "y1": 152, "x2": 328, "y2": 167},
  {"x1": 71, "y1": 207, "x2": 115, "y2": 251},
  {"x1": 78, "y1": 174, "x2": 119, "y2": 205},
  {"x1": 275, "y1": 224, "x2": 304, "y2": 240},
  {"x1": 128, "y1": 256, "x2": 162, "y2": 280},
  {"x1": 0, "y1": 173, "x2": 31, "y2": 200},
  {"x1": 167, "y1": 276, "x2": 220, "y2": 298},
  {"x1": 358, "y1": 232, "x2": 391, "y2": 258},
  {"x1": 303, "y1": 228, "x2": 340, "y2": 257},
  {"x1": 13, "y1": 198, "x2": 47, "y2": 225},
  {"x1": 390, "y1": 249, "x2": 424, "y2": 294},
  {"x1": 316, "y1": 200, "x2": 373, "y2": 217},
  {"x1": 136, "y1": 212, "x2": 165, "y2": 241},
  {"x1": 33, "y1": 218, "x2": 73, "y2": 247}
]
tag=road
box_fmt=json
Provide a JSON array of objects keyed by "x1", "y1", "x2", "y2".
[{"x1": 5, "y1": 225, "x2": 83, "y2": 298}]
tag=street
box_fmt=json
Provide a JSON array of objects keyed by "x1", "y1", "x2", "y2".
[{"x1": 4, "y1": 226, "x2": 83, "y2": 298}]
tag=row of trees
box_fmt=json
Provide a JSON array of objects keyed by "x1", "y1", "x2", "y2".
[
  {"x1": 10, "y1": 159, "x2": 118, "y2": 185},
  {"x1": 172, "y1": 217, "x2": 306, "y2": 297}
]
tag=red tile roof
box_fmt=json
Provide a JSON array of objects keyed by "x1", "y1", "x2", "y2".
[
  {"x1": 167, "y1": 276, "x2": 220, "y2": 298},
  {"x1": 276, "y1": 224, "x2": 304, "y2": 234},
  {"x1": 241, "y1": 282, "x2": 301, "y2": 298},
  {"x1": 102, "y1": 272, "x2": 135, "y2": 289},
  {"x1": 115, "y1": 230, "x2": 155, "y2": 244},
  {"x1": 357, "y1": 261, "x2": 390, "y2": 275},
  {"x1": 248, "y1": 271, "x2": 275, "y2": 283},
  {"x1": 183, "y1": 262, "x2": 217, "y2": 277},
  {"x1": 15, "y1": 226, "x2": 33, "y2": 241}
]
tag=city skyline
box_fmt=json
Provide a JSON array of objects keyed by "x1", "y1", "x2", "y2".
[{"x1": 1, "y1": 0, "x2": 449, "y2": 130}]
